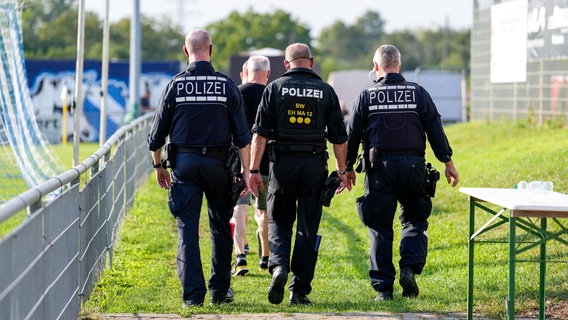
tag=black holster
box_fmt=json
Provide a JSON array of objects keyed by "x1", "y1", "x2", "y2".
[
  {"x1": 355, "y1": 150, "x2": 370, "y2": 173},
  {"x1": 320, "y1": 171, "x2": 341, "y2": 207},
  {"x1": 164, "y1": 143, "x2": 174, "y2": 168},
  {"x1": 227, "y1": 146, "x2": 245, "y2": 206},
  {"x1": 368, "y1": 147, "x2": 380, "y2": 169},
  {"x1": 268, "y1": 141, "x2": 278, "y2": 163},
  {"x1": 231, "y1": 172, "x2": 246, "y2": 206},
  {"x1": 423, "y1": 162, "x2": 440, "y2": 197},
  {"x1": 225, "y1": 146, "x2": 239, "y2": 171}
]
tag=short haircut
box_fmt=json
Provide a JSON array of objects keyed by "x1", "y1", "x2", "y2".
[
  {"x1": 247, "y1": 55, "x2": 270, "y2": 72},
  {"x1": 285, "y1": 43, "x2": 312, "y2": 62},
  {"x1": 373, "y1": 44, "x2": 401, "y2": 70},
  {"x1": 185, "y1": 29, "x2": 211, "y2": 54}
]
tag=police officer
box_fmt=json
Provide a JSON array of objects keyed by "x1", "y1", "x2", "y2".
[
  {"x1": 344, "y1": 44, "x2": 459, "y2": 301},
  {"x1": 147, "y1": 29, "x2": 251, "y2": 307},
  {"x1": 249, "y1": 43, "x2": 350, "y2": 305}
]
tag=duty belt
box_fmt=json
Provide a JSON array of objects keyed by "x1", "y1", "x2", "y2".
[
  {"x1": 377, "y1": 149, "x2": 424, "y2": 157},
  {"x1": 176, "y1": 146, "x2": 228, "y2": 162},
  {"x1": 274, "y1": 144, "x2": 327, "y2": 159}
]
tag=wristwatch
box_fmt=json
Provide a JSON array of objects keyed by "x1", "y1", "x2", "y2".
[
  {"x1": 152, "y1": 161, "x2": 163, "y2": 169},
  {"x1": 250, "y1": 169, "x2": 260, "y2": 174}
]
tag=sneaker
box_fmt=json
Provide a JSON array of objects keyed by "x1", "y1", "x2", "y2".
[
  {"x1": 374, "y1": 291, "x2": 393, "y2": 301},
  {"x1": 268, "y1": 266, "x2": 288, "y2": 304},
  {"x1": 259, "y1": 256, "x2": 269, "y2": 270},
  {"x1": 400, "y1": 267, "x2": 419, "y2": 298},
  {"x1": 289, "y1": 292, "x2": 311, "y2": 305},
  {"x1": 231, "y1": 255, "x2": 249, "y2": 276},
  {"x1": 211, "y1": 287, "x2": 234, "y2": 305}
]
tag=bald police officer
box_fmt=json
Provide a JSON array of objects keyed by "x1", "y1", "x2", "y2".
[
  {"x1": 344, "y1": 44, "x2": 459, "y2": 301},
  {"x1": 147, "y1": 29, "x2": 251, "y2": 307},
  {"x1": 249, "y1": 43, "x2": 350, "y2": 305}
]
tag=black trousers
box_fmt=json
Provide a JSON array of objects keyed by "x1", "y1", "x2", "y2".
[
  {"x1": 168, "y1": 152, "x2": 233, "y2": 303},
  {"x1": 356, "y1": 154, "x2": 431, "y2": 293},
  {"x1": 267, "y1": 155, "x2": 327, "y2": 296}
]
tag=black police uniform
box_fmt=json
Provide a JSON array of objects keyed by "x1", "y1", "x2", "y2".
[
  {"x1": 346, "y1": 73, "x2": 453, "y2": 294},
  {"x1": 147, "y1": 61, "x2": 251, "y2": 305},
  {"x1": 252, "y1": 67, "x2": 347, "y2": 297}
]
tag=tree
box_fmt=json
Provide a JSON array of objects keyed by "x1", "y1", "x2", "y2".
[
  {"x1": 205, "y1": 8, "x2": 311, "y2": 72},
  {"x1": 23, "y1": 7, "x2": 102, "y2": 59},
  {"x1": 108, "y1": 16, "x2": 184, "y2": 61},
  {"x1": 20, "y1": 1, "x2": 469, "y2": 75},
  {"x1": 21, "y1": 0, "x2": 184, "y2": 61},
  {"x1": 317, "y1": 10, "x2": 386, "y2": 75},
  {"x1": 380, "y1": 28, "x2": 470, "y2": 72},
  {"x1": 379, "y1": 31, "x2": 422, "y2": 71}
]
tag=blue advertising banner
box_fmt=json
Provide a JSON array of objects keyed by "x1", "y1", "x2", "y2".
[{"x1": 26, "y1": 60, "x2": 181, "y2": 143}]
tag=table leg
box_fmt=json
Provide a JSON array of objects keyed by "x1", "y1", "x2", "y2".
[
  {"x1": 539, "y1": 218, "x2": 546, "y2": 320},
  {"x1": 467, "y1": 198, "x2": 475, "y2": 320},
  {"x1": 508, "y1": 216, "x2": 516, "y2": 320}
]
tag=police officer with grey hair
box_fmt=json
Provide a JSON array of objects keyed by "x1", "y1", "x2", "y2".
[
  {"x1": 147, "y1": 28, "x2": 251, "y2": 307},
  {"x1": 344, "y1": 44, "x2": 459, "y2": 301},
  {"x1": 249, "y1": 43, "x2": 350, "y2": 305}
]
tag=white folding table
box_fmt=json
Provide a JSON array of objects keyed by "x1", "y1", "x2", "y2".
[{"x1": 460, "y1": 187, "x2": 568, "y2": 320}]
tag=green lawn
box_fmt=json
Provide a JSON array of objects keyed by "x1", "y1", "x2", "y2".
[
  {"x1": 80, "y1": 121, "x2": 568, "y2": 319},
  {"x1": 0, "y1": 142, "x2": 101, "y2": 237}
]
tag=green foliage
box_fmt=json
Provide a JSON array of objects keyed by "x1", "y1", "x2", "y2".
[
  {"x1": 317, "y1": 10, "x2": 386, "y2": 75},
  {"x1": 81, "y1": 121, "x2": 568, "y2": 318},
  {"x1": 381, "y1": 28, "x2": 470, "y2": 71},
  {"x1": 21, "y1": 0, "x2": 184, "y2": 60},
  {"x1": 206, "y1": 8, "x2": 311, "y2": 72},
  {"x1": 20, "y1": 1, "x2": 469, "y2": 76}
]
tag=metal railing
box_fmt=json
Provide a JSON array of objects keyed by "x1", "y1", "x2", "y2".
[{"x1": 0, "y1": 113, "x2": 154, "y2": 320}]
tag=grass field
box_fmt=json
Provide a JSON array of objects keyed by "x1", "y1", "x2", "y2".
[
  {"x1": 79, "y1": 120, "x2": 568, "y2": 319},
  {"x1": 0, "y1": 142, "x2": 102, "y2": 237}
]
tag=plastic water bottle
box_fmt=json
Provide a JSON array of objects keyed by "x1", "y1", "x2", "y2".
[
  {"x1": 542, "y1": 181, "x2": 554, "y2": 191},
  {"x1": 528, "y1": 180, "x2": 554, "y2": 191},
  {"x1": 516, "y1": 180, "x2": 528, "y2": 189},
  {"x1": 529, "y1": 181, "x2": 542, "y2": 190}
]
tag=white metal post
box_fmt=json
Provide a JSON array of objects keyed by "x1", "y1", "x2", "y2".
[
  {"x1": 73, "y1": 0, "x2": 86, "y2": 167},
  {"x1": 99, "y1": 0, "x2": 110, "y2": 146}
]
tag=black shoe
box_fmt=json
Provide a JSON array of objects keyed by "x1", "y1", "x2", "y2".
[
  {"x1": 231, "y1": 255, "x2": 249, "y2": 276},
  {"x1": 374, "y1": 291, "x2": 393, "y2": 301},
  {"x1": 268, "y1": 266, "x2": 288, "y2": 304},
  {"x1": 400, "y1": 267, "x2": 419, "y2": 298},
  {"x1": 289, "y1": 292, "x2": 311, "y2": 305},
  {"x1": 210, "y1": 287, "x2": 234, "y2": 305},
  {"x1": 259, "y1": 256, "x2": 269, "y2": 270}
]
